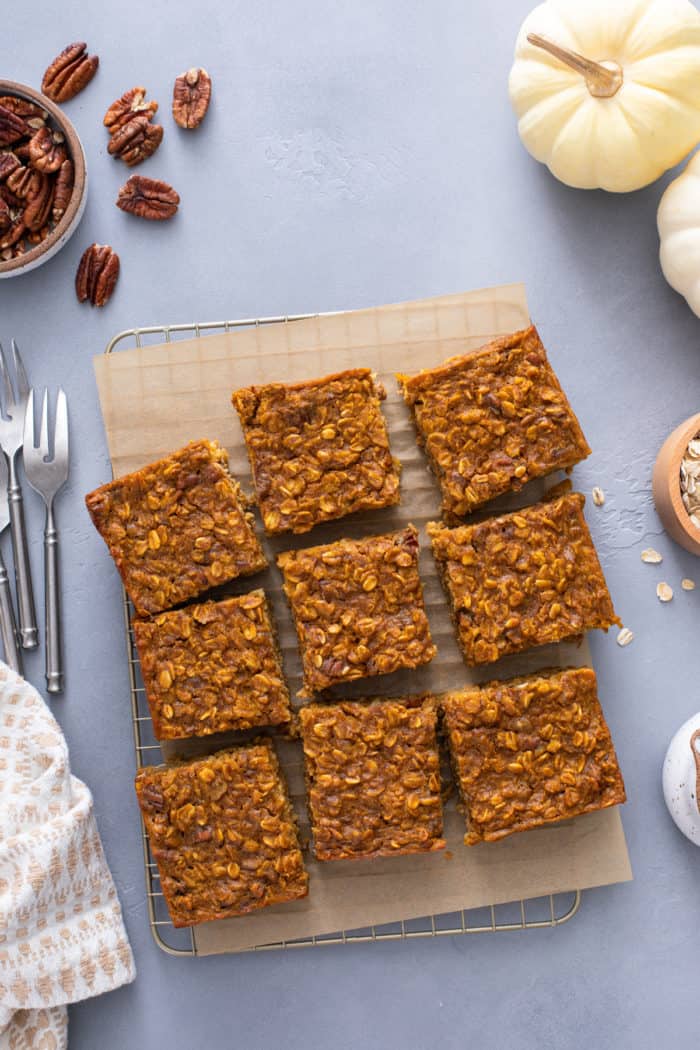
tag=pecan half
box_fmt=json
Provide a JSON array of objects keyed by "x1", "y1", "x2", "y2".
[
  {"x1": 28, "y1": 126, "x2": 67, "y2": 174},
  {"x1": 0, "y1": 197, "x2": 10, "y2": 232},
  {"x1": 6, "y1": 165, "x2": 42, "y2": 200},
  {"x1": 27, "y1": 224, "x2": 50, "y2": 245},
  {"x1": 0, "y1": 153, "x2": 21, "y2": 182},
  {"x1": 0, "y1": 104, "x2": 28, "y2": 147},
  {"x1": 41, "y1": 42, "x2": 99, "y2": 102},
  {"x1": 116, "y1": 175, "x2": 179, "y2": 220},
  {"x1": 75, "y1": 243, "x2": 120, "y2": 306},
  {"x1": 172, "y1": 68, "x2": 212, "y2": 129},
  {"x1": 0, "y1": 212, "x2": 25, "y2": 250},
  {"x1": 104, "y1": 87, "x2": 158, "y2": 132},
  {"x1": 52, "y1": 159, "x2": 74, "y2": 222},
  {"x1": 107, "y1": 115, "x2": 163, "y2": 167},
  {"x1": 24, "y1": 177, "x2": 54, "y2": 232},
  {"x1": 0, "y1": 184, "x2": 22, "y2": 210},
  {"x1": 0, "y1": 97, "x2": 46, "y2": 120}
]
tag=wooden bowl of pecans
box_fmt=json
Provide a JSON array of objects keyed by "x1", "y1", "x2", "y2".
[
  {"x1": 652, "y1": 411, "x2": 700, "y2": 556},
  {"x1": 0, "y1": 79, "x2": 87, "y2": 278}
]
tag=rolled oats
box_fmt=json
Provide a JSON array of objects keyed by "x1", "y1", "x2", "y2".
[
  {"x1": 656, "y1": 582, "x2": 673, "y2": 602},
  {"x1": 680, "y1": 432, "x2": 700, "y2": 531},
  {"x1": 641, "y1": 548, "x2": 663, "y2": 564}
]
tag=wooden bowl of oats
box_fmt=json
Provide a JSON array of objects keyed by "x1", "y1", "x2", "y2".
[
  {"x1": 0, "y1": 79, "x2": 87, "y2": 278},
  {"x1": 652, "y1": 411, "x2": 700, "y2": 556}
]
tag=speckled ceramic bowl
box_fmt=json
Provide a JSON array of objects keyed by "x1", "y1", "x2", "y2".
[
  {"x1": 0, "y1": 79, "x2": 87, "y2": 278},
  {"x1": 652, "y1": 412, "x2": 700, "y2": 557}
]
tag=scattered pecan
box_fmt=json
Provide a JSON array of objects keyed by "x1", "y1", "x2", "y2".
[
  {"x1": 51, "y1": 158, "x2": 73, "y2": 222},
  {"x1": 0, "y1": 153, "x2": 21, "y2": 183},
  {"x1": 41, "y1": 42, "x2": 99, "y2": 102},
  {"x1": 75, "y1": 243, "x2": 120, "y2": 307},
  {"x1": 0, "y1": 104, "x2": 28, "y2": 147},
  {"x1": 24, "y1": 177, "x2": 54, "y2": 232},
  {"x1": 116, "y1": 175, "x2": 179, "y2": 220},
  {"x1": 104, "y1": 87, "x2": 158, "y2": 132},
  {"x1": 28, "y1": 126, "x2": 67, "y2": 174},
  {"x1": 172, "y1": 68, "x2": 212, "y2": 129},
  {"x1": 107, "y1": 115, "x2": 163, "y2": 166}
]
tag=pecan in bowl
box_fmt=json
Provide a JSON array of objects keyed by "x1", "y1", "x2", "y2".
[
  {"x1": 41, "y1": 42, "x2": 99, "y2": 103},
  {"x1": 172, "y1": 68, "x2": 212, "y2": 129},
  {"x1": 116, "y1": 175, "x2": 179, "y2": 220},
  {"x1": 75, "y1": 243, "x2": 120, "y2": 307}
]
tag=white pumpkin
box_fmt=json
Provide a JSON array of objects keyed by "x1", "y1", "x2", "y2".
[
  {"x1": 509, "y1": 0, "x2": 700, "y2": 192},
  {"x1": 658, "y1": 150, "x2": 700, "y2": 316}
]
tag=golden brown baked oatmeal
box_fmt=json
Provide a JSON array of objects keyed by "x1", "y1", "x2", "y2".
[
  {"x1": 428, "y1": 493, "x2": 619, "y2": 666},
  {"x1": 135, "y1": 741, "x2": 308, "y2": 927},
  {"x1": 232, "y1": 369, "x2": 401, "y2": 535},
  {"x1": 441, "y1": 667, "x2": 626, "y2": 845},
  {"x1": 398, "y1": 326, "x2": 590, "y2": 517},
  {"x1": 299, "y1": 697, "x2": 445, "y2": 860},
  {"x1": 277, "y1": 525, "x2": 436, "y2": 697},
  {"x1": 133, "y1": 590, "x2": 291, "y2": 740},
  {"x1": 85, "y1": 440, "x2": 267, "y2": 616}
]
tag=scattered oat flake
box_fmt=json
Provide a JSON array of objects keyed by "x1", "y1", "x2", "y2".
[
  {"x1": 592, "y1": 486, "x2": 605, "y2": 507},
  {"x1": 682, "y1": 578, "x2": 696, "y2": 591},
  {"x1": 616, "y1": 627, "x2": 634, "y2": 647},
  {"x1": 656, "y1": 582, "x2": 673, "y2": 602},
  {"x1": 641, "y1": 548, "x2": 663, "y2": 564}
]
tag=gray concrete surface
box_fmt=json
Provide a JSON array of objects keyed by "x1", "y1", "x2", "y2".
[{"x1": 4, "y1": 1, "x2": 700, "y2": 1047}]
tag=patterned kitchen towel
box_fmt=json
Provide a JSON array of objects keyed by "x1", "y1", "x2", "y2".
[{"x1": 0, "y1": 664, "x2": 135, "y2": 1049}]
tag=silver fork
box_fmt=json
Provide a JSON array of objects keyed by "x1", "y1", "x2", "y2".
[
  {"x1": 23, "y1": 389, "x2": 69, "y2": 693},
  {"x1": 0, "y1": 454, "x2": 22, "y2": 675},
  {"x1": 0, "y1": 341, "x2": 37, "y2": 649}
]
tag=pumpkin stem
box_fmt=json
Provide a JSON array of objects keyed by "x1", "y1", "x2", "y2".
[{"x1": 527, "y1": 33, "x2": 623, "y2": 99}]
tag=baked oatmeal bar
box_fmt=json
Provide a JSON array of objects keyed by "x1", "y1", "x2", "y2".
[
  {"x1": 135, "y1": 741, "x2": 308, "y2": 927},
  {"x1": 441, "y1": 667, "x2": 626, "y2": 845},
  {"x1": 428, "y1": 493, "x2": 619, "y2": 666},
  {"x1": 133, "y1": 590, "x2": 291, "y2": 740},
  {"x1": 85, "y1": 439, "x2": 267, "y2": 616},
  {"x1": 299, "y1": 697, "x2": 445, "y2": 860},
  {"x1": 232, "y1": 369, "x2": 401, "y2": 535},
  {"x1": 398, "y1": 325, "x2": 590, "y2": 517},
  {"x1": 277, "y1": 525, "x2": 436, "y2": 697}
]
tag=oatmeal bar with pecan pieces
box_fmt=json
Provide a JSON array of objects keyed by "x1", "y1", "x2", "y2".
[
  {"x1": 232, "y1": 369, "x2": 401, "y2": 535},
  {"x1": 398, "y1": 326, "x2": 590, "y2": 518},
  {"x1": 428, "y1": 493, "x2": 619, "y2": 667},
  {"x1": 135, "y1": 741, "x2": 308, "y2": 927},
  {"x1": 299, "y1": 697, "x2": 445, "y2": 860},
  {"x1": 85, "y1": 440, "x2": 266, "y2": 616},
  {"x1": 277, "y1": 525, "x2": 436, "y2": 697},
  {"x1": 441, "y1": 667, "x2": 626, "y2": 845},
  {"x1": 133, "y1": 590, "x2": 291, "y2": 740}
]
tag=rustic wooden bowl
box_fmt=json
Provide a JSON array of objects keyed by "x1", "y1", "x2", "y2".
[
  {"x1": 652, "y1": 412, "x2": 700, "y2": 556},
  {"x1": 0, "y1": 79, "x2": 87, "y2": 278}
]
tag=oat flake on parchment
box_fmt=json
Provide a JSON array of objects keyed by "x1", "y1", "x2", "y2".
[
  {"x1": 656, "y1": 582, "x2": 673, "y2": 602},
  {"x1": 616, "y1": 627, "x2": 634, "y2": 647}
]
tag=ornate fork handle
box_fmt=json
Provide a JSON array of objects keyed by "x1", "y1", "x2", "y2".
[
  {"x1": 0, "y1": 550, "x2": 21, "y2": 674},
  {"x1": 7, "y1": 452, "x2": 37, "y2": 649},
  {"x1": 44, "y1": 502, "x2": 62, "y2": 693}
]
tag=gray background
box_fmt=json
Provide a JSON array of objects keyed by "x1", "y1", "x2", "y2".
[{"x1": 4, "y1": 1, "x2": 700, "y2": 1047}]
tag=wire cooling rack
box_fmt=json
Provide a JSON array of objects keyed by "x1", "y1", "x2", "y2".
[{"x1": 107, "y1": 316, "x2": 583, "y2": 957}]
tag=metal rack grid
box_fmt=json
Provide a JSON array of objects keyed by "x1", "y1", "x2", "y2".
[{"x1": 107, "y1": 315, "x2": 583, "y2": 958}]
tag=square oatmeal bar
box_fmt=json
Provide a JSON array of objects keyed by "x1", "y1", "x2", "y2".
[
  {"x1": 299, "y1": 697, "x2": 445, "y2": 860},
  {"x1": 232, "y1": 369, "x2": 400, "y2": 535},
  {"x1": 135, "y1": 741, "x2": 308, "y2": 927},
  {"x1": 277, "y1": 525, "x2": 436, "y2": 697},
  {"x1": 133, "y1": 590, "x2": 291, "y2": 740},
  {"x1": 398, "y1": 326, "x2": 590, "y2": 518},
  {"x1": 441, "y1": 667, "x2": 626, "y2": 845},
  {"x1": 85, "y1": 439, "x2": 266, "y2": 616},
  {"x1": 428, "y1": 493, "x2": 619, "y2": 666}
]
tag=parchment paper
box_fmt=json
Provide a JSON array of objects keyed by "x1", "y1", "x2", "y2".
[{"x1": 93, "y1": 285, "x2": 632, "y2": 955}]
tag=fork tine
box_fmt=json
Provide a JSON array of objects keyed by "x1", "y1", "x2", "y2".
[
  {"x1": 54, "y1": 388, "x2": 68, "y2": 465},
  {"x1": 0, "y1": 342, "x2": 14, "y2": 415},
  {"x1": 11, "y1": 340, "x2": 30, "y2": 401},
  {"x1": 39, "y1": 389, "x2": 49, "y2": 459},
  {"x1": 23, "y1": 388, "x2": 35, "y2": 452}
]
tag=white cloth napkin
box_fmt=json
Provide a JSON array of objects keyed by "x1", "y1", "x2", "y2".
[{"x1": 0, "y1": 664, "x2": 135, "y2": 1049}]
